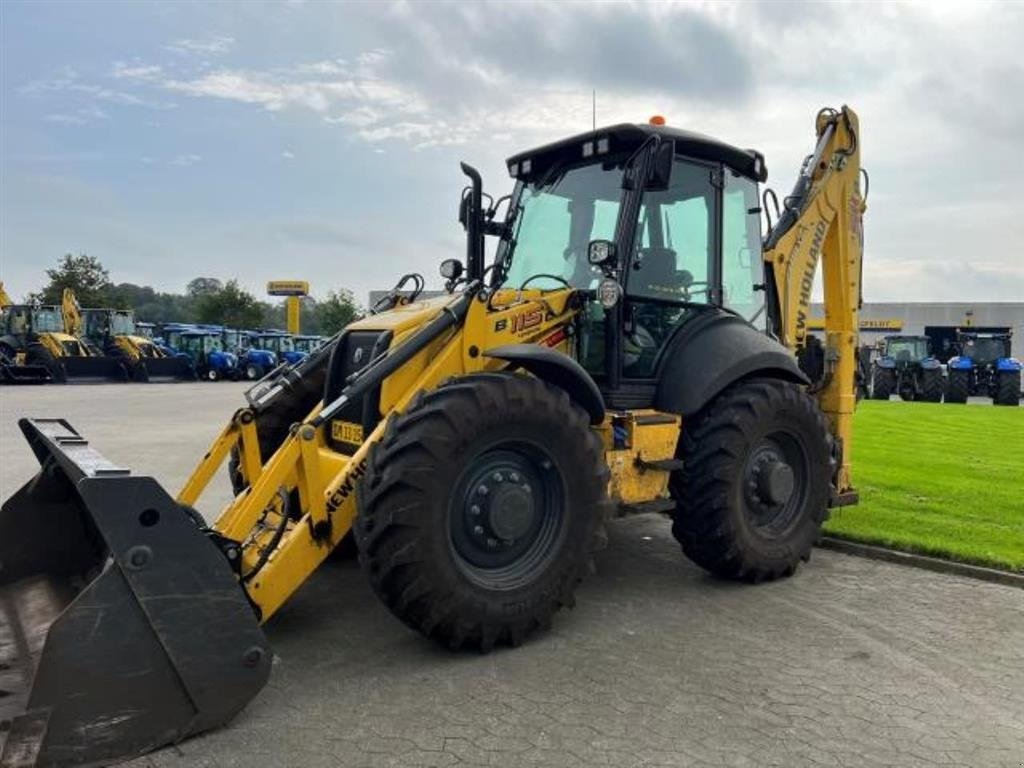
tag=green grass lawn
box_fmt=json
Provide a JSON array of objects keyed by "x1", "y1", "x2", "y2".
[{"x1": 823, "y1": 400, "x2": 1024, "y2": 572}]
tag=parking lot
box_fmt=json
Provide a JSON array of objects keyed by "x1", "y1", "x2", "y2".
[{"x1": 2, "y1": 384, "x2": 1023, "y2": 767}]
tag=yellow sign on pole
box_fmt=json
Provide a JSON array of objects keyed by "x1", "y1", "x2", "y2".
[{"x1": 266, "y1": 281, "x2": 309, "y2": 334}]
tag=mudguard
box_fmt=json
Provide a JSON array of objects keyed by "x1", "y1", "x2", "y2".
[
  {"x1": 876, "y1": 356, "x2": 897, "y2": 369},
  {"x1": 0, "y1": 419, "x2": 270, "y2": 767},
  {"x1": 947, "y1": 356, "x2": 974, "y2": 370},
  {"x1": 997, "y1": 357, "x2": 1022, "y2": 372},
  {"x1": 920, "y1": 358, "x2": 942, "y2": 370},
  {"x1": 655, "y1": 310, "x2": 809, "y2": 417},
  {"x1": 483, "y1": 344, "x2": 605, "y2": 424}
]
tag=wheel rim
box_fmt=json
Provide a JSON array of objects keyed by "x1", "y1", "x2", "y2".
[
  {"x1": 448, "y1": 441, "x2": 566, "y2": 591},
  {"x1": 741, "y1": 431, "x2": 809, "y2": 537}
]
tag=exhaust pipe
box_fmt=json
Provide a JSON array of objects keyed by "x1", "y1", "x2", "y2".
[{"x1": 0, "y1": 419, "x2": 270, "y2": 767}]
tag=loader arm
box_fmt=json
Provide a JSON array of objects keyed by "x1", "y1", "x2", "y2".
[{"x1": 762, "y1": 106, "x2": 866, "y2": 497}]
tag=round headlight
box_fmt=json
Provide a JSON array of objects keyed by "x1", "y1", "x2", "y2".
[{"x1": 597, "y1": 277, "x2": 622, "y2": 309}]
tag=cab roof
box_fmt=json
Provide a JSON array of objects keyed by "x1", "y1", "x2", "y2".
[{"x1": 506, "y1": 122, "x2": 767, "y2": 184}]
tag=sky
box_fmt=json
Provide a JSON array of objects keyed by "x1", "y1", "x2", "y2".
[{"x1": 2, "y1": 0, "x2": 1023, "y2": 306}]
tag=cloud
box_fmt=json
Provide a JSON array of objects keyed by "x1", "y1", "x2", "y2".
[
  {"x1": 45, "y1": 104, "x2": 109, "y2": 124},
  {"x1": 170, "y1": 154, "x2": 202, "y2": 167},
  {"x1": 281, "y1": 150, "x2": 295, "y2": 159},
  {"x1": 111, "y1": 62, "x2": 164, "y2": 81},
  {"x1": 164, "y1": 35, "x2": 235, "y2": 56}
]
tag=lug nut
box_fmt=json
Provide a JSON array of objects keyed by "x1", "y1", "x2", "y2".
[
  {"x1": 492, "y1": 472, "x2": 503, "y2": 483},
  {"x1": 474, "y1": 525, "x2": 484, "y2": 536},
  {"x1": 476, "y1": 485, "x2": 489, "y2": 496},
  {"x1": 470, "y1": 504, "x2": 481, "y2": 516},
  {"x1": 486, "y1": 538, "x2": 498, "y2": 548},
  {"x1": 509, "y1": 472, "x2": 521, "y2": 483}
]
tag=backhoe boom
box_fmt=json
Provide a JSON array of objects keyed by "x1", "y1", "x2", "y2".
[{"x1": 763, "y1": 106, "x2": 866, "y2": 497}]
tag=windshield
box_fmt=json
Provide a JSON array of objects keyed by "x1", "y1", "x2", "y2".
[
  {"x1": 886, "y1": 338, "x2": 929, "y2": 362},
  {"x1": 260, "y1": 335, "x2": 293, "y2": 353},
  {"x1": 502, "y1": 159, "x2": 625, "y2": 290},
  {"x1": 110, "y1": 312, "x2": 135, "y2": 336},
  {"x1": 33, "y1": 308, "x2": 64, "y2": 333},
  {"x1": 224, "y1": 330, "x2": 241, "y2": 348},
  {"x1": 206, "y1": 335, "x2": 224, "y2": 353},
  {"x1": 961, "y1": 336, "x2": 1007, "y2": 364},
  {"x1": 294, "y1": 337, "x2": 320, "y2": 353}
]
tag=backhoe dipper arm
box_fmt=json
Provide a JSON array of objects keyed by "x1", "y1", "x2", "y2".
[
  {"x1": 62, "y1": 287, "x2": 84, "y2": 337},
  {"x1": 762, "y1": 106, "x2": 866, "y2": 497}
]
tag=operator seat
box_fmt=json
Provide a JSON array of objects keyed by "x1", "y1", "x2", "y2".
[{"x1": 635, "y1": 247, "x2": 682, "y2": 299}]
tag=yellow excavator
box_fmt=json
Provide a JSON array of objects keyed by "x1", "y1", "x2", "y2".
[
  {"x1": 0, "y1": 285, "x2": 128, "y2": 384},
  {"x1": 0, "y1": 106, "x2": 866, "y2": 766}
]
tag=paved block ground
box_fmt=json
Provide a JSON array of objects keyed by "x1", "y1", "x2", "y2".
[{"x1": 2, "y1": 383, "x2": 1022, "y2": 767}]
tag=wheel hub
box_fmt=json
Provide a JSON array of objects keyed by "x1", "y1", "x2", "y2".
[
  {"x1": 486, "y1": 482, "x2": 536, "y2": 541},
  {"x1": 450, "y1": 445, "x2": 564, "y2": 583},
  {"x1": 755, "y1": 458, "x2": 794, "y2": 506},
  {"x1": 745, "y1": 447, "x2": 795, "y2": 510}
]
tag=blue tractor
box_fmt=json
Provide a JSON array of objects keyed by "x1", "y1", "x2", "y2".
[
  {"x1": 945, "y1": 331, "x2": 1021, "y2": 405},
  {"x1": 870, "y1": 335, "x2": 943, "y2": 402},
  {"x1": 225, "y1": 328, "x2": 278, "y2": 381},
  {"x1": 249, "y1": 330, "x2": 307, "y2": 367},
  {"x1": 162, "y1": 324, "x2": 241, "y2": 381}
]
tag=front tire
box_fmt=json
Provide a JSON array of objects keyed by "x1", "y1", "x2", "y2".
[
  {"x1": 245, "y1": 363, "x2": 264, "y2": 381},
  {"x1": 871, "y1": 367, "x2": 894, "y2": 400},
  {"x1": 206, "y1": 368, "x2": 220, "y2": 382},
  {"x1": 920, "y1": 368, "x2": 944, "y2": 402},
  {"x1": 994, "y1": 370, "x2": 1021, "y2": 406},
  {"x1": 670, "y1": 378, "x2": 831, "y2": 582},
  {"x1": 356, "y1": 373, "x2": 610, "y2": 651},
  {"x1": 945, "y1": 370, "x2": 969, "y2": 403},
  {"x1": 25, "y1": 342, "x2": 66, "y2": 383}
]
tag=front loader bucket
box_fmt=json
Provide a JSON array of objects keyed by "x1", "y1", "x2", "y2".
[
  {"x1": 0, "y1": 362, "x2": 51, "y2": 385},
  {"x1": 59, "y1": 357, "x2": 129, "y2": 383},
  {"x1": 0, "y1": 419, "x2": 270, "y2": 767},
  {"x1": 141, "y1": 357, "x2": 197, "y2": 382}
]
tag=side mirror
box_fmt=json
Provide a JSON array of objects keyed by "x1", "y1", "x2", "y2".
[
  {"x1": 440, "y1": 258, "x2": 464, "y2": 281},
  {"x1": 588, "y1": 239, "x2": 617, "y2": 268}
]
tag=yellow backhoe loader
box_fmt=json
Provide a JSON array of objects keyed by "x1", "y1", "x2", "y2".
[
  {"x1": 0, "y1": 282, "x2": 51, "y2": 384},
  {"x1": 0, "y1": 287, "x2": 128, "y2": 384},
  {"x1": 79, "y1": 307, "x2": 197, "y2": 382},
  {"x1": 0, "y1": 106, "x2": 866, "y2": 766}
]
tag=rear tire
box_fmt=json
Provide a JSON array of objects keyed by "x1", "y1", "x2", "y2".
[
  {"x1": 920, "y1": 368, "x2": 943, "y2": 402},
  {"x1": 945, "y1": 370, "x2": 969, "y2": 403},
  {"x1": 871, "y1": 368, "x2": 894, "y2": 400},
  {"x1": 669, "y1": 378, "x2": 831, "y2": 582},
  {"x1": 356, "y1": 373, "x2": 610, "y2": 651},
  {"x1": 994, "y1": 370, "x2": 1021, "y2": 406},
  {"x1": 25, "y1": 342, "x2": 66, "y2": 383},
  {"x1": 245, "y1": 363, "x2": 264, "y2": 381}
]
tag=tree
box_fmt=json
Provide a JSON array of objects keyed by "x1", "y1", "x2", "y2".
[
  {"x1": 186, "y1": 277, "x2": 224, "y2": 298},
  {"x1": 195, "y1": 280, "x2": 265, "y2": 328},
  {"x1": 33, "y1": 254, "x2": 113, "y2": 306},
  {"x1": 315, "y1": 289, "x2": 362, "y2": 335}
]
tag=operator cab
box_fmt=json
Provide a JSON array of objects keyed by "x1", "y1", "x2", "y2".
[{"x1": 493, "y1": 120, "x2": 768, "y2": 403}]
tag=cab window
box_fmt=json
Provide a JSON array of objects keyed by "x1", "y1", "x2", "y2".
[
  {"x1": 628, "y1": 158, "x2": 714, "y2": 304},
  {"x1": 722, "y1": 170, "x2": 765, "y2": 329}
]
